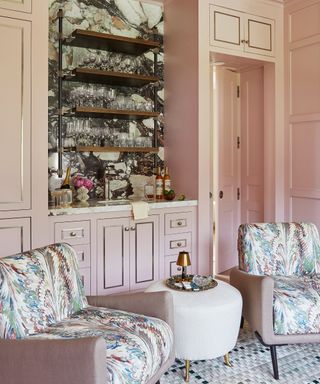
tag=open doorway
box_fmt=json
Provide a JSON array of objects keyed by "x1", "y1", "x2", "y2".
[{"x1": 211, "y1": 53, "x2": 275, "y2": 275}]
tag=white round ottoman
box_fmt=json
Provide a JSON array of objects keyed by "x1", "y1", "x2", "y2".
[{"x1": 146, "y1": 279, "x2": 242, "y2": 381}]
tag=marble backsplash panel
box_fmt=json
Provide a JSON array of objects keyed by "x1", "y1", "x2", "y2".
[{"x1": 48, "y1": 0, "x2": 164, "y2": 200}]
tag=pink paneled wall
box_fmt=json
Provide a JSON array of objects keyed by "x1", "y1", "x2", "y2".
[
  {"x1": 285, "y1": 0, "x2": 320, "y2": 230},
  {"x1": 164, "y1": 0, "x2": 199, "y2": 200}
]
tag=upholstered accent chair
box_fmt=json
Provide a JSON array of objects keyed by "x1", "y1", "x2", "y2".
[
  {"x1": 0, "y1": 243, "x2": 174, "y2": 384},
  {"x1": 230, "y1": 222, "x2": 320, "y2": 380}
]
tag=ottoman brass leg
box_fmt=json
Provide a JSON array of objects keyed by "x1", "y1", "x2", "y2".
[
  {"x1": 224, "y1": 353, "x2": 232, "y2": 367},
  {"x1": 185, "y1": 359, "x2": 190, "y2": 382}
]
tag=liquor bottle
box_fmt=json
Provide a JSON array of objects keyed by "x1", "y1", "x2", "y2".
[
  {"x1": 163, "y1": 166, "x2": 171, "y2": 192},
  {"x1": 61, "y1": 166, "x2": 71, "y2": 189},
  {"x1": 155, "y1": 167, "x2": 163, "y2": 200}
]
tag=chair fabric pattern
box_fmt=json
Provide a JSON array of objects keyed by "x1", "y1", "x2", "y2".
[
  {"x1": 0, "y1": 250, "x2": 57, "y2": 339},
  {"x1": 273, "y1": 275, "x2": 320, "y2": 335},
  {"x1": 238, "y1": 222, "x2": 320, "y2": 335},
  {"x1": 44, "y1": 243, "x2": 88, "y2": 321},
  {"x1": 31, "y1": 306, "x2": 173, "y2": 384},
  {"x1": 238, "y1": 223, "x2": 320, "y2": 276}
]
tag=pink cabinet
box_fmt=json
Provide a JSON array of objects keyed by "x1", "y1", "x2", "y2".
[
  {"x1": 97, "y1": 215, "x2": 159, "y2": 294},
  {"x1": 0, "y1": 16, "x2": 31, "y2": 211},
  {"x1": 0, "y1": 217, "x2": 31, "y2": 258},
  {"x1": 53, "y1": 219, "x2": 92, "y2": 295},
  {"x1": 97, "y1": 217, "x2": 130, "y2": 295},
  {"x1": 129, "y1": 216, "x2": 159, "y2": 291},
  {"x1": 0, "y1": 0, "x2": 31, "y2": 13},
  {"x1": 162, "y1": 210, "x2": 195, "y2": 279}
]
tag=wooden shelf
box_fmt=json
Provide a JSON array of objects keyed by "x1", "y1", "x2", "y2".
[
  {"x1": 63, "y1": 146, "x2": 159, "y2": 153},
  {"x1": 63, "y1": 29, "x2": 160, "y2": 55},
  {"x1": 69, "y1": 106, "x2": 159, "y2": 120},
  {"x1": 63, "y1": 68, "x2": 159, "y2": 87}
]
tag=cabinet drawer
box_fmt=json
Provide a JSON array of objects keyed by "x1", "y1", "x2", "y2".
[
  {"x1": 165, "y1": 212, "x2": 192, "y2": 235},
  {"x1": 72, "y1": 244, "x2": 91, "y2": 269},
  {"x1": 165, "y1": 232, "x2": 192, "y2": 255},
  {"x1": 54, "y1": 221, "x2": 90, "y2": 245},
  {"x1": 79, "y1": 267, "x2": 91, "y2": 296}
]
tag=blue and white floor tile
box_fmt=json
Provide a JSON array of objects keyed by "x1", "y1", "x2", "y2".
[{"x1": 162, "y1": 325, "x2": 320, "y2": 384}]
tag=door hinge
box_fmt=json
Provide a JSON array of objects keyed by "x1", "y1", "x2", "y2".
[
  {"x1": 237, "y1": 187, "x2": 240, "y2": 200},
  {"x1": 237, "y1": 136, "x2": 240, "y2": 149},
  {"x1": 237, "y1": 85, "x2": 240, "y2": 98}
]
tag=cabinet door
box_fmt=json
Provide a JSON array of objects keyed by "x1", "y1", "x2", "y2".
[
  {"x1": 0, "y1": 217, "x2": 30, "y2": 257},
  {"x1": 209, "y1": 5, "x2": 244, "y2": 53},
  {"x1": 245, "y1": 15, "x2": 274, "y2": 57},
  {"x1": 0, "y1": 0, "x2": 31, "y2": 13},
  {"x1": 97, "y1": 218, "x2": 130, "y2": 295},
  {"x1": 0, "y1": 17, "x2": 31, "y2": 210},
  {"x1": 129, "y1": 216, "x2": 159, "y2": 291}
]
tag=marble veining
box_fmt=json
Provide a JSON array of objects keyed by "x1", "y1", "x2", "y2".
[{"x1": 48, "y1": 0, "x2": 164, "y2": 201}]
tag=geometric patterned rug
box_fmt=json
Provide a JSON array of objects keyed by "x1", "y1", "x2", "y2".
[{"x1": 161, "y1": 323, "x2": 320, "y2": 384}]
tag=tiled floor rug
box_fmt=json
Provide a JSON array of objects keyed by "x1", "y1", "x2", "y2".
[{"x1": 161, "y1": 324, "x2": 320, "y2": 384}]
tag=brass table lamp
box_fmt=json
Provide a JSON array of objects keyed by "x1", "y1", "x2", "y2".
[{"x1": 176, "y1": 251, "x2": 191, "y2": 280}]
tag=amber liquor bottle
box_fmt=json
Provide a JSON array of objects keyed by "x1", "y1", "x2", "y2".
[
  {"x1": 163, "y1": 166, "x2": 171, "y2": 192},
  {"x1": 155, "y1": 167, "x2": 163, "y2": 200}
]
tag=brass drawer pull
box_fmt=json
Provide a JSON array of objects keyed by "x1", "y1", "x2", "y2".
[
  {"x1": 124, "y1": 227, "x2": 130, "y2": 232},
  {"x1": 177, "y1": 242, "x2": 182, "y2": 247},
  {"x1": 177, "y1": 221, "x2": 183, "y2": 226},
  {"x1": 131, "y1": 226, "x2": 136, "y2": 231},
  {"x1": 70, "y1": 232, "x2": 77, "y2": 237}
]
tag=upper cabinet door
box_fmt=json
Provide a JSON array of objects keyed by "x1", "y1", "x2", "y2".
[
  {"x1": 0, "y1": 17, "x2": 31, "y2": 211},
  {"x1": 209, "y1": 5, "x2": 275, "y2": 58},
  {"x1": 245, "y1": 15, "x2": 275, "y2": 57},
  {"x1": 210, "y1": 5, "x2": 244, "y2": 53},
  {"x1": 0, "y1": 0, "x2": 31, "y2": 14}
]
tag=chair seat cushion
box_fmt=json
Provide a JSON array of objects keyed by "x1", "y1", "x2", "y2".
[
  {"x1": 273, "y1": 275, "x2": 320, "y2": 335},
  {"x1": 30, "y1": 306, "x2": 173, "y2": 384}
]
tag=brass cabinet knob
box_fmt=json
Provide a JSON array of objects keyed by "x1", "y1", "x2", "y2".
[
  {"x1": 70, "y1": 232, "x2": 77, "y2": 237},
  {"x1": 177, "y1": 267, "x2": 182, "y2": 271},
  {"x1": 177, "y1": 242, "x2": 182, "y2": 247},
  {"x1": 131, "y1": 226, "x2": 136, "y2": 231},
  {"x1": 124, "y1": 227, "x2": 130, "y2": 231},
  {"x1": 177, "y1": 221, "x2": 183, "y2": 226}
]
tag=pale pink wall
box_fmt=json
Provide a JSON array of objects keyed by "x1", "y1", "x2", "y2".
[
  {"x1": 285, "y1": 0, "x2": 320, "y2": 231},
  {"x1": 163, "y1": 0, "x2": 199, "y2": 199},
  {"x1": 263, "y1": 64, "x2": 276, "y2": 222},
  {"x1": 164, "y1": 0, "x2": 212, "y2": 274}
]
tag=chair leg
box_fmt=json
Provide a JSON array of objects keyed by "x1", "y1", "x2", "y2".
[
  {"x1": 240, "y1": 316, "x2": 244, "y2": 329},
  {"x1": 270, "y1": 345, "x2": 279, "y2": 380}
]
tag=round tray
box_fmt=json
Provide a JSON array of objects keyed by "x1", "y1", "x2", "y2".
[{"x1": 165, "y1": 274, "x2": 218, "y2": 292}]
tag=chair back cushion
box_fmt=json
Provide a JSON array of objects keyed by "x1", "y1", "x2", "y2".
[
  {"x1": 0, "y1": 243, "x2": 88, "y2": 339},
  {"x1": 238, "y1": 222, "x2": 320, "y2": 276},
  {"x1": 0, "y1": 249, "x2": 57, "y2": 339},
  {"x1": 44, "y1": 243, "x2": 88, "y2": 321}
]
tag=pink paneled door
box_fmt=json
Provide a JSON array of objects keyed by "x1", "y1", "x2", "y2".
[
  {"x1": 214, "y1": 67, "x2": 240, "y2": 273},
  {"x1": 240, "y1": 67, "x2": 265, "y2": 224},
  {"x1": 213, "y1": 63, "x2": 265, "y2": 274}
]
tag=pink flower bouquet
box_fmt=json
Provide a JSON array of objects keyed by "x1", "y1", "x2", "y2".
[{"x1": 73, "y1": 175, "x2": 94, "y2": 191}]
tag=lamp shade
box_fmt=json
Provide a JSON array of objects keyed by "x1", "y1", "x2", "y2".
[{"x1": 176, "y1": 251, "x2": 191, "y2": 267}]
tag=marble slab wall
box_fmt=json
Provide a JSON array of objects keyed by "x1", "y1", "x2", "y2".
[{"x1": 48, "y1": 0, "x2": 164, "y2": 200}]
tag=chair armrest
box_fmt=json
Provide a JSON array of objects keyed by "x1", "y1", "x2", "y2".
[
  {"x1": 0, "y1": 337, "x2": 106, "y2": 384},
  {"x1": 87, "y1": 291, "x2": 174, "y2": 330},
  {"x1": 230, "y1": 267, "x2": 275, "y2": 344}
]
